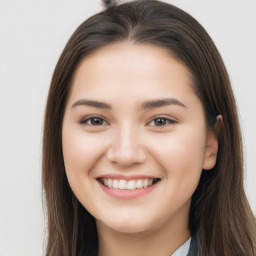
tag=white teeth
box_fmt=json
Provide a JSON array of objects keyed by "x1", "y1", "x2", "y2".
[
  {"x1": 103, "y1": 179, "x2": 108, "y2": 186},
  {"x1": 113, "y1": 179, "x2": 119, "y2": 189},
  {"x1": 108, "y1": 179, "x2": 113, "y2": 188},
  {"x1": 143, "y1": 179, "x2": 148, "y2": 188},
  {"x1": 118, "y1": 180, "x2": 127, "y2": 190},
  {"x1": 127, "y1": 180, "x2": 136, "y2": 190},
  {"x1": 101, "y1": 178, "x2": 157, "y2": 190},
  {"x1": 136, "y1": 179, "x2": 143, "y2": 189}
]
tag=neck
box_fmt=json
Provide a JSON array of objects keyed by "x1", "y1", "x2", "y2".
[{"x1": 96, "y1": 211, "x2": 190, "y2": 256}]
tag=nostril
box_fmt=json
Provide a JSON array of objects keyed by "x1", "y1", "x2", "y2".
[
  {"x1": 105, "y1": 130, "x2": 147, "y2": 166},
  {"x1": 106, "y1": 146, "x2": 147, "y2": 166}
]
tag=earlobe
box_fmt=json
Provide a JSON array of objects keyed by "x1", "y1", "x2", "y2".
[{"x1": 202, "y1": 115, "x2": 222, "y2": 170}]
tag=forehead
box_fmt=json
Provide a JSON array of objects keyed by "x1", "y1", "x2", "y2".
[
  {"x1": 76, "y1": 42, "x2": 189, "y2": 77},
  {"x1": 69, "y1": 42, "x2": 195, "y2": 97}
]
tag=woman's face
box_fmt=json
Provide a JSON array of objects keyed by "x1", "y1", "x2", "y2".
[{"x1": 62, "y1": 42, "x2": 218, "y2": 234}]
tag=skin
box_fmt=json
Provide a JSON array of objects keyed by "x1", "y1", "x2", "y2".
[{"x1": 62, "y1": 42, "x2": 218, "y2": 256}]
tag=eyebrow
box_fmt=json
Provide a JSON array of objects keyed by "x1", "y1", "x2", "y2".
[
  {"x1": 71, "y1": 99, "x2": 112, "y2": 110},
  {"x1": 70, "y1": 98, "x2": 187, "y2": 110},
  {"x1": 140, "y1": 98, "x2": 187, "y2": 110}
]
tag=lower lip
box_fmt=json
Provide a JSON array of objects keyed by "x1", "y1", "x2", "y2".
[{"x1": 97, "y1": 180, "x2": 159, "y2": 199}]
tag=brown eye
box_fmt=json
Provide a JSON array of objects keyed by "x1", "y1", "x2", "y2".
[
  {"x1": 80, "y1": 116, "x2": 107, "y2": 126},
  {"x1": 91, "y1": 117, "x2": 103, "y2": 125},
  {"x1": 148, "y1": 117, "x2": 176, "y2": 127},
  {"x1": 154, "y1": 118, "x2": 167, "y2": 126}
]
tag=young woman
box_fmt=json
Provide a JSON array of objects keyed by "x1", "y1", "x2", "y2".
[{"x1": 42, "y1": 1, "x2": 256, "y2": 255}]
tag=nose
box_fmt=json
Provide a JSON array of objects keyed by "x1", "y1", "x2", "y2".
[{"x1": 106, "y1": 126, "x2": 147, "y2": 167}]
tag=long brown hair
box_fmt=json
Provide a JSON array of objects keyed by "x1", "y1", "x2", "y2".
[{"x1": 42, "y1": 1, "x2": 256, "y2": 255}]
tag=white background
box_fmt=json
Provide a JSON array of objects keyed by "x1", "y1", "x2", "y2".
[{"x1": 0, "y1": 0, "x2": 255, "y2": 255}]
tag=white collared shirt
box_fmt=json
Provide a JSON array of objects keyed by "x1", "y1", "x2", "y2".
[{"x1": 171, "y1": 237, "x2": 191, "y2": 256}]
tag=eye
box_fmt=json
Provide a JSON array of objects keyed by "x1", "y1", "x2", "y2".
[
  {"x1": 80, "y1": 116, "x2": 108, "y2": 126},
  {"x1": 148, "y1": 117, "x2": 176, "y2": 127}
]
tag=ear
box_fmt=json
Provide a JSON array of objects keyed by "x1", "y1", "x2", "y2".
[
  {"x1": 202, "y1": 130, "x2": 218, "y2": 170},
  {"x1": 202, "y1": 115, "x2": 222, "y2": 170}
]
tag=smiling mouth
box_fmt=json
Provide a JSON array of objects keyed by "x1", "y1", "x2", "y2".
[{"x1": 98, "y1": 178, "x2": 160, "y2": 190}]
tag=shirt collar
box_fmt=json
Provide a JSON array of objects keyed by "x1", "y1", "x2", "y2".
[{"x1": 170, "y1": 237, "x2": 191, "y2": 256}]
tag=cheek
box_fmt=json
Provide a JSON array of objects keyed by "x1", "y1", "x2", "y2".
[
  {"x1": 62, "y1": 126, "x2": 106, "y2": 178},
  {"x1": 61, "y1": 126, "x2": 108, "y2": 217},
  {"x1": 148, "y1": 127, "x2": 206, "y2": 189}
]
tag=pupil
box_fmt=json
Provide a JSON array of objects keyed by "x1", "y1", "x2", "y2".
[
  {"x1": 155, "y1": 118, "x2": 166, "y2": 126},
  {"x1": 92, "y1": 118, "x2": 103, "y2": 125}
]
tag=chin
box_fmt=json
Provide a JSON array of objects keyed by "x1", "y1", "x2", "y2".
[
  {"x1": 98, "y1": 214, "x2": 156, "y2": 234},
  {"x1": 109, "y1": 222, "x2": 152, "y2": 234}
]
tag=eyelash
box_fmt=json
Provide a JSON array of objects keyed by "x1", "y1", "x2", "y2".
[
  {"x1": 147, "y1": 117, "x2": 177, "y2": 127},
  {"x1": 80, "y1": 116, "x2": 177, "y2": 127},
  {"x1": 80, "y1": 116, "x2": 109, "y2": 126}
]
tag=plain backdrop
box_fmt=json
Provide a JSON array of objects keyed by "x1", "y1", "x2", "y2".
[{"x1": 0, "y1": 0, "x2": 255, "y2": 255}]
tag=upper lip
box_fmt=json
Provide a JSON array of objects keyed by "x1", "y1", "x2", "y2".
[{"x1": 96, "y1": 174, "x2": 160, "y2": 181}]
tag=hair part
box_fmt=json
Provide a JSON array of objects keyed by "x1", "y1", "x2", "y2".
[{"x1": 42, "y1": 1, "x2": 256, "y2": 255}]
